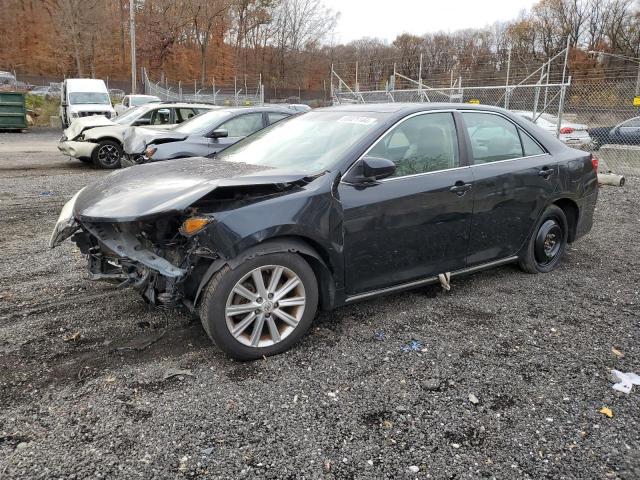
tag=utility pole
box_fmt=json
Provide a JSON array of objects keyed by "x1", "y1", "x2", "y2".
[{"x1": 129, "y1": 0, "x2": 136, "y2": 94}]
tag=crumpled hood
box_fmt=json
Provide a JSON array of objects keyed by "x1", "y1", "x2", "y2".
[
  {"x1": 63, "y1": 116, "x2": 115, "y2": 140},
  {"x1": 83, "y1": 124, "x2": 127, "y2": 141},
  {"x1": 123, "y1": 126, "x2": 188, "y2": 154},
  {"x1": 73, "y1": 157, "x2": 312, "y2": 222}
]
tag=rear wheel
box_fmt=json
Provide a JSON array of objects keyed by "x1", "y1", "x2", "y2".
[
  {"x1": 92, "y1": 140, "x2": 122, "y2": 169},
  {"x1": 199, "y1": 252, "x2": 318, "y2": 360},
  {"x1": 519, "y1": 205, "x2": 568, "y2": 274}
]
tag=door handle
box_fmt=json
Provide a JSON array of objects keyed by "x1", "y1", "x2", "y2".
[
  {"x1": 538, "y1": 167, "x2": 554, "y2": 178},
  {"x1": 450, "y1": 181, "x2": 472, "y2": 196}
]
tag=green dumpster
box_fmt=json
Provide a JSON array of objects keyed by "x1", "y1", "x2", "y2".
[{"x1": 0, "y1": 92, "x2": 27, "y2": 129}]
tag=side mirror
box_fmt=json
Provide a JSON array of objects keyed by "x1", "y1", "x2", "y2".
[
  {"x1": 344, "y1": 156, "x2": 396, "y2": 184},
  {"x1": 134, "y1": 118, "x2": 151, "y2": 126},
  {"x1": 209, "y1": 128, "x2": 229, "y2": 139}
]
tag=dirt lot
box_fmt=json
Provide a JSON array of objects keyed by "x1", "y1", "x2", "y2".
[{"x1": 0, "y1": 130, "x2": 639, "y2": 479}]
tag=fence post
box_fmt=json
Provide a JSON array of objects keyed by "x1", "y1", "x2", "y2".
[
  {"x1": 418, "y1": 53, "x2": 423, "y2": 102},
  {"x1": 556, "y1": 76, "x2": 570, "y2": 138},
  {"x1": 505, "y1": 47, "x2": 511, "y2": 109}
]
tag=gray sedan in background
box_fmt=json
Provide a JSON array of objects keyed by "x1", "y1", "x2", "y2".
[{"x1": 122, "y1": 106, "x2": 295, "y2": 166}]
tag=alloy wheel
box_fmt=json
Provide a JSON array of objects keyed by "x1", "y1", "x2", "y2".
[
  {"x1": 98, "y1": 144, "x2": 120, "y2": 166},
  {"x1": 225, "y1": 265, "x2": 306, "y2": 348}
]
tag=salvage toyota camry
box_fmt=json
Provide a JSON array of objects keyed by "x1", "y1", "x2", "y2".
[{"x1": 50, "y1": 103, "x2": 598, "y2": 360}]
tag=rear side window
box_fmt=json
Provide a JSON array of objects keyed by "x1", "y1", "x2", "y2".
[
  {"x1": 369, "y1": 112, "x2": 459, "y2": 177},
  {"x1": 221, "y1": 113, "x2": 264, "y2": 137},
  {"x1": 462, "y1": 112, "x2": 523, "y2": 163},
  {"x1": 520, "y1": 130, "x2": 545, "y2": 156},
  {"x1": 176, "y1": 108, "x2": 198, "y2": 124},
  {"x1": 268, "y1": 112, "x2": 290, "y2": 125}
]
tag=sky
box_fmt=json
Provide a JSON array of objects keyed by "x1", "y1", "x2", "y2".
[{"x1": 322, "y1": 0, "x2": 539, "y2": 44}]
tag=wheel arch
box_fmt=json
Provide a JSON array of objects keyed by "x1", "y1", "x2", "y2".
[
  {"x1": 191, "y1": 235, "x2": 337, "y2": 311},
  {"x1": 553, "y1": 198, "x2": 579, "y2": 243},
  {"x1": 91, "y1": 136, "x2": 122, "y2": 146}
]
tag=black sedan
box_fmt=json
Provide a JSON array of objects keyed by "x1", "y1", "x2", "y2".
[
  {"x1": 589, "y1": 116, "x2": 640, "y2": 149},
  {"x1": 51, "y1": 103, "x2": 598, "y2": 360}
]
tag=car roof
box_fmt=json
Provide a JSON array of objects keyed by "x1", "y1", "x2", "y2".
[
  {"x1": 317, "y1": 102, "x2": 518, "y2": 115},
  {"x1": 140, "y1": 102, "x2": 219, "y2": 109},
  {"x1": 64, "y1": 78, "x2": 108, "y2": 92}
]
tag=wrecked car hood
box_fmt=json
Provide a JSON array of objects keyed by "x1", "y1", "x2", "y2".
[
  {"x1": 83, "y1": 124, "x2": 127, "y2": 142},
  {"x1": 123, "y1": 126, "x2": 187, "y2": 154},
  {"x1": 73, "y1": 157, "x2": 312, "y2": 222},
  {"x1": 63, "y1": 116, "x2": 115, "y2": 141}
]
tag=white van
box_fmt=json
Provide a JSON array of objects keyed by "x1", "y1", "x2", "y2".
[{"x1": 59, "y1": 79, "x2": 116, "y2": 128}]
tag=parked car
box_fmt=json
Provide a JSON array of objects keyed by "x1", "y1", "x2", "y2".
[
  {"x1": 50, "y1": 103, "x2": 598, "y2": 360},
  {"x1": 513, "y1": 111, "x2": 592, "y2": 148},
  {"x1": 0, "y1": 71, "x2": 16, "y2": 86},
  {"x1": 59, "y1": 78, "x2": 116, "y2": 128},
  {"x1": 29, "y1": 86, "x2": 58, "y2": 99},
  {"x1": 58, "y1": 102, "x2": 216, "y2": 168},
  {"x1": 285, "y1": 104, "x2": 312, "y2": 112},
  {"x1": 114, "y1": 94, "x2": 162, "y2": 116},
  {"x1": 121, "y1": 106, "x2": 294, "y2": 167},
  {"x1": 588, "y1": 116, "x2": 640, "y2": 150}
]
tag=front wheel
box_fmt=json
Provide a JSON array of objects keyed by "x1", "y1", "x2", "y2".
[
  {"x1": 199, "y1": 252, "x2": 319, "y2": 360},
  {"x1": 519, "y1": 205, "x2": 568, "y2": 274},
  {"x1": 92, "y1": 140, "x2": 122, "y2": 169}
]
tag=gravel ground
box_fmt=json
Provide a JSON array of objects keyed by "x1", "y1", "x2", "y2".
[{"x1": 0, "y1": 130, "x2": 639, "y2": 479}]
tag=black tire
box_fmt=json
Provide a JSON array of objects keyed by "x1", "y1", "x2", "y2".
[
  {"x1": 199, "y1": 252, "x2": 319, "y2": 360},
  {"x1": 91, "y1": 140, "x2": 122, "y2": 169},
  {"x1": 519, "y1": 205, "x2": 568, "y2": 274}
]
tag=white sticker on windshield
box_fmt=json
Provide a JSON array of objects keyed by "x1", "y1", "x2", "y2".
[{"x1": 337, "y1": 116, "x2": 377, "y2": 126}]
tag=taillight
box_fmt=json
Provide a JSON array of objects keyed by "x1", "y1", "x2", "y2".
[
  {"x1": 560, "y1": 127, "x2": 574, "y2": 134},
  {"x1": 591, "y1": 156, "x2": 599, "y2": 172}
]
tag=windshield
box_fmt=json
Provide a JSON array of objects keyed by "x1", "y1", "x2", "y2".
[
  {"x1": 131, "y1": 96, "x2": 160, "y2": 106},
  {"x1": 69, "y1": 92, "x2": 111, "y2": 105},
  {"x1": 174, "y1": 110, "x2": 234, "y2": 135},
  {"x1": 114, "y1": 106, "x2": 144, "y2": 124},
  {"x1": 217, "y1": 111, "x2": 387, "y2": 172}
]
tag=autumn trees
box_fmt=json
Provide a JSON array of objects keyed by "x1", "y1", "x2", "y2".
[{"x1": 1, "y1": 0, "x2": 639, "y2": 94}]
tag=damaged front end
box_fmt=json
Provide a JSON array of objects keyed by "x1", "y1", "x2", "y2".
[
  {"x1": 50, "y1": 156, "x2": 321, "y2": 310},
  {"x1": 69, "y1": 215, "x2": 215, "y2": 307}
]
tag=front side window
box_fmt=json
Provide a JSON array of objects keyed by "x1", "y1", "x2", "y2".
[
  {"x1": 220, "y1": 113, "x2": 264, "y2": 137},
  {"x1": 462, "y1": 112, "x2": 523, "y2": 164},
  {"x1": 369, "y1": 112, "x2": 459, "y2": 177}
]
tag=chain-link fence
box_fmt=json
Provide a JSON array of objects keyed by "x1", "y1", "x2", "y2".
[
  {"x1": 564, "y1": 81, "x2": 640, "y2": 177},
  {"x1": 331, "y1": 61, "x2": 640, "y2": 178},
  {"x1": 143, "y1": 69, "x2": 264, "y2": 106}
]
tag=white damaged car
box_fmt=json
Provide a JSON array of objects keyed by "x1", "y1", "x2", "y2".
[{"x1": 58, "y1": 102, "x2": 217, "y2": 169}]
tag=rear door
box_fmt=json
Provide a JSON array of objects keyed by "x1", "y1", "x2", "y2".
[
  {"x1": 340, "y1": 111, "x2": 474, "y2": 294},
  {"x1": 209, "y1": 112, "x2": 266, "y2": 154},
  {"x1": 460, "y1": 111, "x2": 557, "y2": 266}
]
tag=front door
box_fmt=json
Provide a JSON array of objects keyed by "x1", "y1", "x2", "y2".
[
  {"x1": 459, "y1": 111, "x2": 558, "y2": 266},
  {"x1": 340, "y1": 111, "x2": 474, "y2": 295}
]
